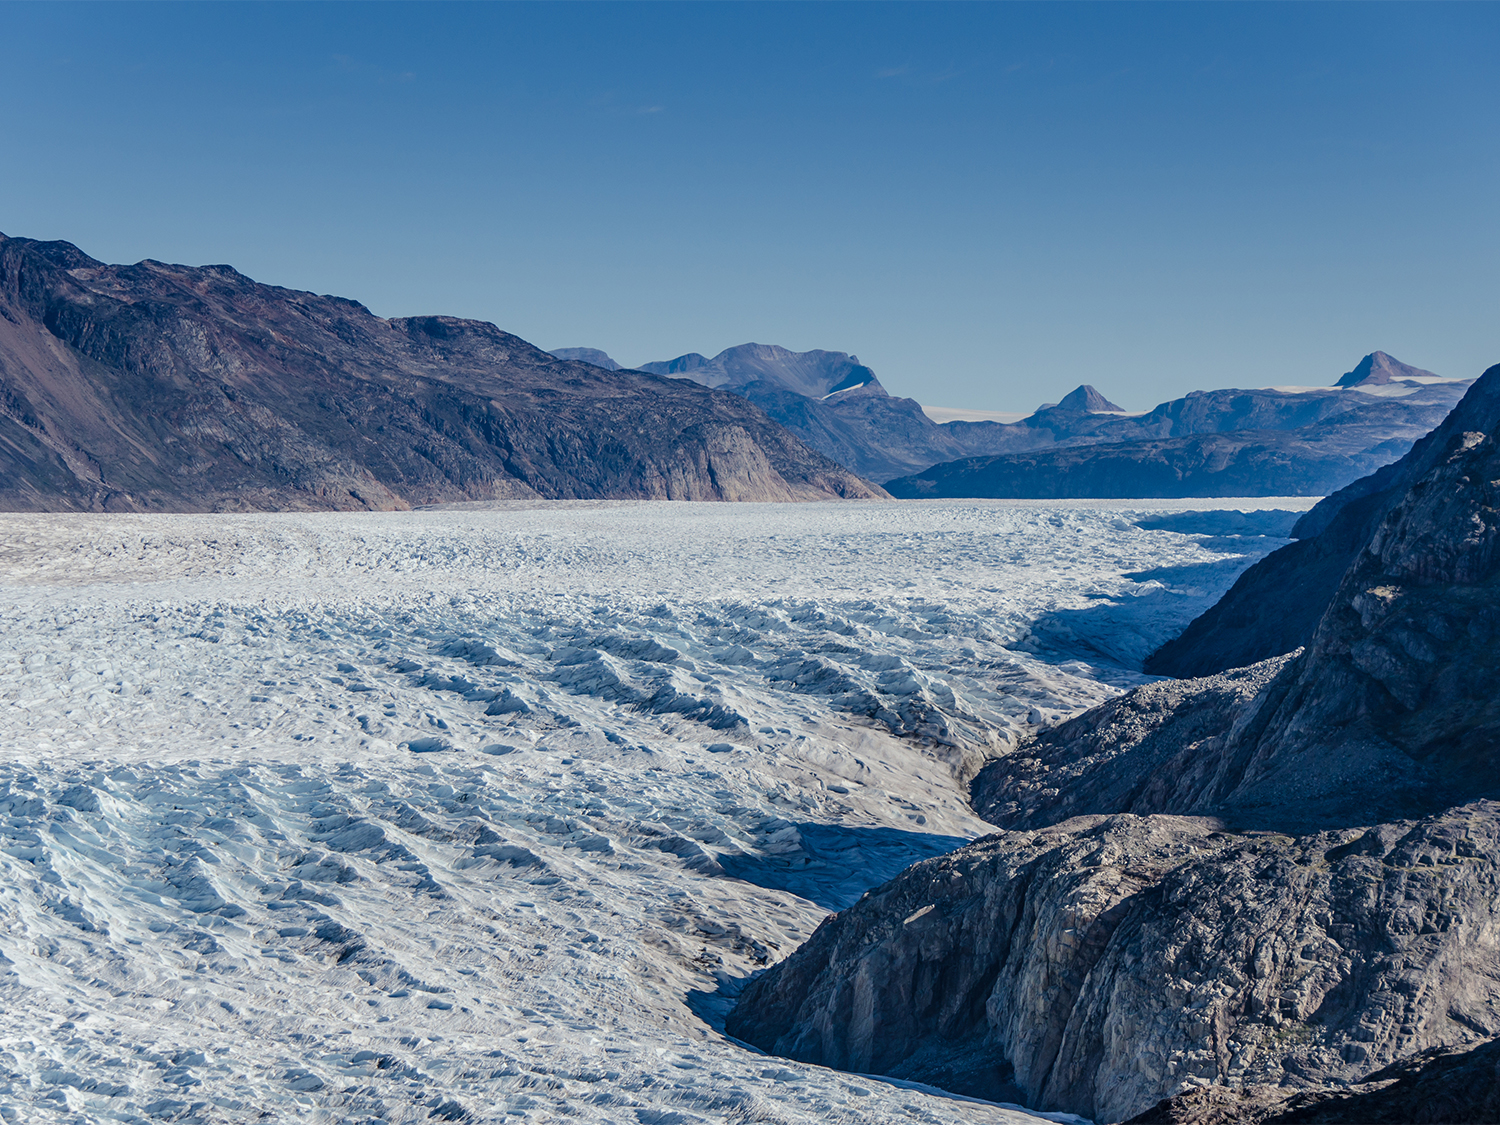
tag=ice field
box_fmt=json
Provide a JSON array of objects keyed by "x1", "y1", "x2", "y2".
[{"x1": 0, "y1": 499, "x2": 1313, "y2": 1124}]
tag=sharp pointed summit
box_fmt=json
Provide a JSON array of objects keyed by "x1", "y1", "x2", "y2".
[
  {"x1": 1336, "y1": 350, "x2": 1438, "y2": 388},
  {"x1": 1052, "y1": 384, "x2": 1124, "y2": 413}
]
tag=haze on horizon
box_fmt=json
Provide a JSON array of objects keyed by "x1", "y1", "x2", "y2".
[{"x1": 0, "y1": 1, "x2": 1495, "y2": 412}]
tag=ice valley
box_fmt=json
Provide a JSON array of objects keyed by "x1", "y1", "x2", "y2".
[{"x1": 0, "y1": 499, "x2": 1311, "y2": 1124}]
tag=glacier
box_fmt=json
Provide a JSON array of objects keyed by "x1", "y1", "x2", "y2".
[{"x1": 0, "y1": 498, "x2": 1311, "y2": 1124}]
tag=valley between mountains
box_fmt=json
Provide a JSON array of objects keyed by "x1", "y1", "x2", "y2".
[{"x1": 4, "y1": 229, "x2": 1499, "y2": 1125}]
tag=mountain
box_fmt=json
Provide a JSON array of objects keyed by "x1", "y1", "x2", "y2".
[
  {"x1": 629, "y1": 343, "x2": 1466, "y2": 496},
  {"x1": 0, "y1": 236, "x2": 883, "y2": 511},
  {"x1": 886, "y1": 374, "x2": 1467, "y2": 499},
  {"x1": 1146, "y1": 362, "x2": 1500, "y2": 677},
  {"x1": 544, "y1": 341, "x2": 1467, "y2": 496},
  {"x1": 629, "y1": 343, "x2": 984, "y2": 481},
  {"x1": 547, "y1": 346, "x2": 620, "y2": 370},
  {"x1": 640, "y1": 342, "x2": 878, "y2": 399},
  {"x1": 884, "y1": 425, "x2": 1427, "y2": 500},
  {"x1": 727, "y1": 364, "x2": 1500, "y2": 1121},
  {"x1": 727, "y1": 801, "x2": 1500, "y2": 1122},
  {"x1": 1052, "y1": 383, "x2": 1124, "y2": 412},
  {"x1": 1336, "y1": 349, "x2": 1439, "y2": 388}
]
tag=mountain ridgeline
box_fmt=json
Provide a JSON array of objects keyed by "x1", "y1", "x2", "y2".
[
  {"x1": 883, "y1": 361, "x2": 1467, "y2": 499},
  {"x1": 1144, "y1": 360, "x2": 1494, "y2": 677},
  {"x1": 556, "y1": 344, "x2": 1469, "y2": 498},
  {"x1": 0, "y1": 235, "x2": 884, "y2": 512},
  {"x1": 728, "y1": 364, "x2": 1500, "y2": 1123}
]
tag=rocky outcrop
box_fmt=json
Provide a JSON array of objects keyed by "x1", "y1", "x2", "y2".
[
  {"x1": 1142, "y1": 488, "x2": 1398, "y2": 677},
  {"x1": 0, "y1": 235, "x2": 884, "y2": 512},
  {"x1": 1147, "y1": 363, "x2": 1500, "y2": 677},
  {"x1": 729, "y1": 361, "x2": 1500, "y2": 1122},
  {"x1": 969, "y1": 656, "x2": 1295, "y2": 831},
  {"x1": 726, "y1": 805, "x2": 1500, "y2": 1123},
  {"x1": 1126, "y1": 1037, "x2": 1500, "y2": 1123}
]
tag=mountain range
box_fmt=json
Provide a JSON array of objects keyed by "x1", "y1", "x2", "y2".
[
  {"x1": 727, "y1": 361, "x2": 1500, "y2": 1124},
  {"x1": 555, "y1": 344, "x2": 1469, "y2": 497},
  {"x1": 0, "y1": 236, "x2": 882, "y2": 512}
]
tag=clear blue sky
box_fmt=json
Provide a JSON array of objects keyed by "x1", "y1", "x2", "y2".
[{"x1": 1, "y1": 2, "x2": 1496, "y2": 411}]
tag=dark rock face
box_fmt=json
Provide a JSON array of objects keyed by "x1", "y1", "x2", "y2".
[
  {"x1": 1147, "y1": 363, "x2": 1500, "y2": 678},
  {"x1": 726, "y1": 805, "x2": 1500, "y2": 1123},
  {"x1": 0, "y1": 236, "x2": 883, "y2": 512},
  {"x1": 1126, "y1": 1037, "x2": 1500, "y2": 1124},
  {"x1": 979, "y1": 365, "x2": 1500, "y2": 834},
  {"x1": 969, "y1": 656, "x2": 1296, "y2": 831},
  {"x1": 729, "y1": 362, "x2": 1500, "y2": 1122},
  {"x1": 1142, "y1": 489, "x2": 1397, "y2": 678}
]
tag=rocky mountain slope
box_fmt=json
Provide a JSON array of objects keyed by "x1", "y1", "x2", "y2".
[
  {"x1": 727, "y1": 363, "x2": 1500, "y2": 1122},
  {"x1": 1147, "y1": 362, "x2": 1500, "y2": 677},
  {"x1": 726, "y1": 805, "x2": 1500, "y2": 1123},
  {"x1": 640, "y1": 344, "x2": 1010, "y2": 481},
  {"x1": 884, "y1": 424, "x2": 1423, "y2": 500},
  {"x1": 551, "y1": 343, "x2": 974, "y2": 481},
  {"x1": 1126, "y1": 1036, "x2": 1500, "y2": 1123},
  {"x1": 1052, "y1": 384, "x2": 1125, "y2": 412},
  {"x1": 0, "y1": 235, "x2": 882, "y2": 512}
]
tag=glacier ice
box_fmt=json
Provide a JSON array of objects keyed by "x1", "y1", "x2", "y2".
[{"x1": 0, "y1": 498, "x2": 1310, "y2": 1123}]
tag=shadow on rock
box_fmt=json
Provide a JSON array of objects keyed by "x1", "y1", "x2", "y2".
[{"x1": 720, "y1": 822, "x2": 970, "y2": 911}]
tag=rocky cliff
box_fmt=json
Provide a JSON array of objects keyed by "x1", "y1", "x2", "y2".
[
  {"x1": 0, "y1": 235, "x2": 883, "y2": 512},
  {"x1": 726, "y1": 805, "x2": 1500, "y2": 1122},
  {"x1": 728, "y1": 361, "x2": 1500, "y2": 1122}
]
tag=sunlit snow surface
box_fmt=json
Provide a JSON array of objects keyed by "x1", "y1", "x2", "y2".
[{"x1": 0, "y1": 499, "x2": 1312, "y2": 1124}]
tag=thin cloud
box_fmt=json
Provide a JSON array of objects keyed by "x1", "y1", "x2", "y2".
[{"x1": 591, "y1": 91, "x2": 665, "y2": 116}]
